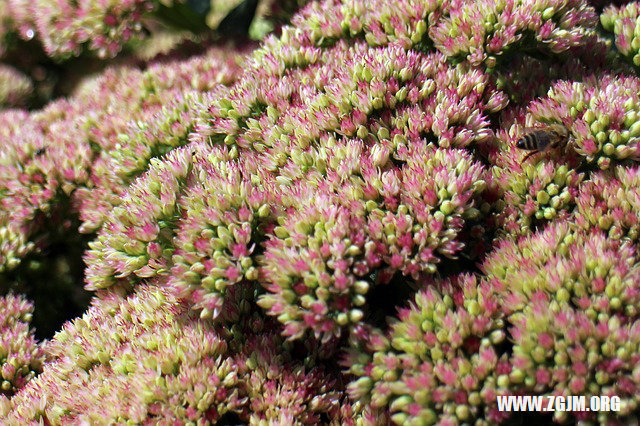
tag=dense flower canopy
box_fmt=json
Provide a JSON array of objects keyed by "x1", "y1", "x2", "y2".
[
  {"x1": 1, "y1": 0, "x2": 640, "y2": 424},
  {"x1": 0, "y1": 64, "x2": 31, "y2": 107}
]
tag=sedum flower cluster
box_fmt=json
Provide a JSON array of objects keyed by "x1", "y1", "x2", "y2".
[
  {"x1": 3, "y1": 0, "x2": 640, "y2": 424},
  {"x1": 345, "y1": 274, "x2": 510, "y2": 425},
  {"x1": 30, "y1": 0, "x2": 155, "y2": 59},
  {"x1": 0, "y1": 294, "x2": 43, "y2": 397},
  {"x1": 0, "y1": 285, "x2": 245, "y2": 423},
  {"x1": 256, "y1": 141, "x2": 489, "y2": 342},
  {"x1": 347, "y1": 222, "x2": 640, "y2": 424},
  {"x1": 602, "y1": 1, "x2": 640, "y2": 66},
  {"x1": 491, "y1": 72, "x2": 640, "y2": 236},
  {"x1": 575, "y1": 165, "x2": 640, "y2": 240},
  {"x1": 0, "y1": 64, "x2": 31, "y2": 108},
  {"x1": 0, "y1": 109, "x2": 59, "y2": 274},
  {"x1": 73, "y1": 46, "x2": 246, "y2": 233},
  {"x1": 0, "y1": 0, "x2": 312, "y2": 59},
  {"x1": 429, "y1": 0, "x2": 598, "y2": 68},
  {"x1": 233, "y1": 330, "x2": 343, "y2": 424},
  {"x1": 492, "y1": 136, "x2": 584, "y2": 235},
  {"x1": 529, "y1": 74, "x2": 640, "y2": 169},
  {"x1": 84, "y1": 38, "x2": 506, "y2": 343},
  {"x1": 0, "y1": 283, "x2": 350, "y2": 424},
  {"x1": 287, "y1": 0, "x2": 598, "y2": 69},
  {"x1": 0, "y1": 0, "x2": 158, "y2": 59},
  {"x1": 0, "y1": 46, "x2": 245, "y2": 280},
  {"x1": 482, "y1": 222, "x2": 640, "y2": 424}
]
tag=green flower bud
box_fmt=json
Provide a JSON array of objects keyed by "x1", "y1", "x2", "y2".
[
  {"x1": 629, "y1": 120, "x2": 640, "y2": 137},
  {"x1": 532, "y1": 346, "x2": 546, "y2": 363},
  {"x1": 350, "y1": 309, "x2": 364, "y2": 323},
  {"x1": 399, "y1": 67, "x2": 412, "y2": 82},
  {"x1": 430, "y1": 347, "x2": 443, "y2": 361},
  {"x1": 391, "y1": 413, "x2": 409, "y2": 425},
  {"x1": 354, "y1": 280, "x2": 369, "y2": 294},
  {"x1": 467, "y1": 300, "x2": 480, "y2": 316},
  {"x1": 583, "y1": 109, "x2": 596, "y2": 124},
  {"x1": 536, "y1": 191, "x2": 550, "y2": 205},
  {"x1": 596, "y1": 131, "x2": 608, "y2": 144},
  {"x1": 624, "y1": 111, "x2": 638, "y2": 128},
  {"x1": 395, "y1": 87, "x2": 408, "y2": 102},
  {"x1": 597, "y1": 156, "x2": 611, "y2": 169},
  {"x1": 390, "y1": 395, "x2": 413, "y2": 412},
  {"x1": 543, "y1": 207, "x2": 556, "y2": 220},
  {"x1": 497, "y1": 374, "x2": 510, "y2": 388},
  {"x1": 510, "y1": 369, "x2": 525, "y2": 384},
  {"x1": 455, "y1": 405, "x2": 471, "y2": 420},
  {"x1": 556, "y1": 287, "x2": 570, "y2": 303},
  {"x1": 550, "y1": 195, "x2": 562, "y2": 210},
  {"x1": 274, "y1": 226, "x2": 289, "y2": 239},
  {"x1": 440, "y1": 200, "x2": 454, "y2": 215}
]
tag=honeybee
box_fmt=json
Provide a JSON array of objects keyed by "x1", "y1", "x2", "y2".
[{"x1": 516, "y1": 123, "x2": 569, "y2": 163}]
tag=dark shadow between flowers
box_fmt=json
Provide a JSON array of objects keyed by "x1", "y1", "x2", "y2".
[
  {"x1": 216, "y1": 411, "x2": 247, "y2": 425},
  {"x1": 363, "y1": 271, "x2": 422, "y2": 331},
  {"x1": 0, "y1": 199, "x2": 92, "y2": 340}
]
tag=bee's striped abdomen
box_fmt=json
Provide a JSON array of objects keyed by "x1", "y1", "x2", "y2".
[
  {"x1": 517, "y1": 129, "x2": 556, "y2": 151},
  {"x1": 516, "y1": 124, "x2": 568, "y2": 163},
  {"x1": 517, "y1": 133, "x2": 537, "y2": 150}
]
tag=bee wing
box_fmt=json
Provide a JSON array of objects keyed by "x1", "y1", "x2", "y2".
[{"x1": 520, "y1": 126, "x2": 546, "y2": 133}]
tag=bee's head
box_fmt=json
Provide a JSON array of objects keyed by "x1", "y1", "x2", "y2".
[{"x1": 516, "y1": 137, "x2": 526, "y2": 148}]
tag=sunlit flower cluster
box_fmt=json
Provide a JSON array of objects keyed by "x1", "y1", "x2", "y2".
[
  {"x1": 430, "y1": 0, "x2": 598, "y2": 68},
  {"x1": 0, "y1": 285, "x2": 246, "y2": 423},
  {"x1": 73, "y1": 46, "x2": 246, "y2": 233},
  {"x1": 345, "y1": 221, "x2": 640, "y2": 425},
  {"x1": 602, "y1": 1, "x2": 640, "y2": 65},
  {"x1": 85, "y1": 147, "x2": 194, "y2": 291},
  {"x1": 345, "y1": 274, "x2": 510, "y2": 425},
  {"x1": 278, "y1": 0, "x2": 600, "y2": 71},
  {"x1": 0, "y1": 110, "x2": 58, "y2": 272},
  {"x1": 202, "y1": 41, "x2": 506, "y2": 170},
  {"x1": 258, "y1": 142, "x2": 488, "y2": 341},
  {"x1": 492, "y1": 126, "x2": 584, "y2": 235},
  {"x1": 483, "y1": 222, "x2": 640, "y2": 423},
  {"x1": 234, "y1": 331, "x2": 343, "y2": 423},
  {"x1": 169, "y1": 147, "x2": 275, "y2": 321},
  {"x1": 491, "y1": 73, "x2": 640, "y2": 235},
  {"x1": 0, "y1": 45, "x2": 244, "y2": 291},
  {"x1": 0, "y1": 283, "x2": 357, "y2": 424},
  {"x1": 77, "y1": 91, "x2": 207, "y2": 232},
  {"x1": 0, "y1": 294, "x2": 43, "y2": 396},
  {"x1": 529, "y1": 75, "x2": 640, "y2": 169},
  {"x1": 77, "y1": 38, "x2": 507, "y2": 343},
  {"x1": 575, "y1": 166, "x2": 640, "y2": 240},
  {"x1": 2, "y1": 0, "x2": 640, "y2": 423}
]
